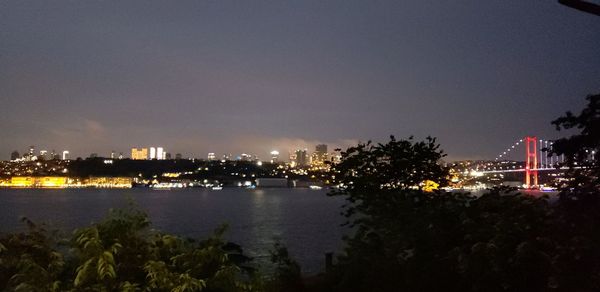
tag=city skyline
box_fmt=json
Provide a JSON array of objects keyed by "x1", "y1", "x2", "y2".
[{"x1": 1, "y1": 1, "x2": 598, "y2": 161}]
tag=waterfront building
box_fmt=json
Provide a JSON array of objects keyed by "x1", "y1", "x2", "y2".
[{"x1": 131, "y1": 148, "x2": 148, "y2": 160}]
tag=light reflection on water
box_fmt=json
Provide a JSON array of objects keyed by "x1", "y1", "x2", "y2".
[{"x1": 0, "y1": 188, "x2": 347, "y2": 274}]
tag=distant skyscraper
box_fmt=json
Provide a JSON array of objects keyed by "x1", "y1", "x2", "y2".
[
  {"x1": 150, "y1": 147, "x2": 157, "y2": 159},
  {"x1": 157, "y1": 147, "x2": 165, "y2": 160},
  {"x1": 131, "y1": 148, "x2": 148, "y2": 160},
  {"x1": 165, "y1": 152, "x2": 172, "y2": 160},
  {"x1": 295, "y1": 149, "x2": 308, "y2": 167},
  {"x1": 118, "y1": 152, "x2": 124, "y2": 159},
  {"x1": 312, "y1": 144, "x2": 329, "y2": 166},
  {"x1": 110, "y1": 150, "x2": 116, "y2": 159},
  {"x1": 10, "y1": 150, "x2": 20, "y2": 161},
  {"x1": 270, "y1": 150, "x2": 280, "y2": 163},
  {"x1": 208, "y1": 153, "x2": 216, "y2": 161},
  {"x1": 62, "y1": 150, "x2": 70, "y2": 160},
  {"x1": 40, "y1": 150, "x2": 48, "y2": 160},
  {"x1": 175, "y1": 153, "x2": 182, "y2": 160},
  {"x1": 315, "y1": 144, "x2": 328, "y2": 155}
]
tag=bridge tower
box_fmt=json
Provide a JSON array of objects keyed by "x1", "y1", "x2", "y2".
[{"x1": 525, "y1": 136, "x2": 538, "y2": 188}]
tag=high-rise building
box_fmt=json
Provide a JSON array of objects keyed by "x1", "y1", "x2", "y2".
[
  {"x1": 131, "y1": 148, "x2": 148, "y2": 160},
  {"x1": 10, "y1": 150, "x2": 20, "y2": 161},
  {"x1": 118, "y1": 152, "x2": 124, "y2": 159},
  {"x1": 62, "y1": 150, "x2": 70, "y2": 160},
  {"x1": 311, "y1": 144, "x2": 329, "y2": 166},
  {"x1": 208, "y1": 153, "x2": 216, "y2": 161},
  {"x1": 157, "y1": 147, "x2": 165, "y2": 160},
  {"x1": 295, "y1": 149, "x2": 308, "y2": 167},
  {"x1": 175, "y1": 153, "x2": 182, "y2": 160},
  {"x1": 165, "y1": 152, "x2": 172, "y2": 160},
  {"x1": 110, "y1": 150, "x2": 116, "y2": 159},
  {"x1": 40, "y1": 150, "x2": 48, "y2": 160},
  {"x1": 270, "y1": 150, "x2": 280, "y2": 163},
  {"x1": 150, "y1": 147, "x2": 157, "y2": 159},
  {"x1": 315, "y1": 144, "x2": 328, "y2": 155}
]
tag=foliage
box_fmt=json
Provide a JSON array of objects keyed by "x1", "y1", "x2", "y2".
[
  {"x1": 327, "y1": 132, "x2": 600, "y2": 291},
  {"x1": 551, "y1": 93, "x2": 600, "y2": 195},
  {"x1": 264, "y1": 241, "x2": 303, "y2": 292},
  {"x1": 549, "y1": 92, "x2": 600, "y2": 291},
  {"x1": 0, "y1": 203, "x2": 264, "y2": 292}
]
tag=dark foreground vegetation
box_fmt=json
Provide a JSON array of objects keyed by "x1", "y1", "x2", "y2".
[{"x1": 1, "y1": 94, "x2": 598, "y2": 291}]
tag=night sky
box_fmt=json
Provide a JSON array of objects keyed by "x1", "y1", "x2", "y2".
[{"x1": 1, "y1": 1, "x2": 598, "y2": 161}]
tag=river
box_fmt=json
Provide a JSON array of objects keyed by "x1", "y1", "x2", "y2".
[{"x1": 0, "y1": 188, "x2": 347, "y2": 275}]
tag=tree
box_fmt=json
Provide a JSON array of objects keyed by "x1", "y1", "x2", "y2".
[
  {"x1": 325, "y1": 135, "x2": 594, "y2": 291},
  {"x1": 551, "y1": 93, "x2": 600, "y2": 195},
  {"x1": 549, "y1": 93, "x2": 600, "y2": 291}
]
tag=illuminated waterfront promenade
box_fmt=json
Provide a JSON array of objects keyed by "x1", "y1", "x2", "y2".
[{"x1": 0, "y1": 177, "x2": 132, "y2": 188}]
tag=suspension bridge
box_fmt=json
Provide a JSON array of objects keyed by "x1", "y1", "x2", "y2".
[{"x1": 477, "y1": 136, "x2": 567, "y2": 188}]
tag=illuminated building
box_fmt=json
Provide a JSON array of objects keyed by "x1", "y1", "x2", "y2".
[
  {"x1": 84, "y1": 177, "x2": 132, "y2": 188},
  {"x1": 316, "y1": 144, "x2": 328, "y2": 155},
  {"x1": 5, "y1": 176, "x2": 131, "y2": 188},
  {"x1": 150, "y1": 147, "x2": 156, "y2": 159},
  {"x1": 40, "y1": 150, "x2": 48, "y2": 160},
  {"x1": 10, "y1": 176, "x2": 68, "y2": 188},
  {"x1": 311, "y1": 144, "x2": 328, "y2": 166},
  {"x1": 131, "y1": 148, "x2": 148, "y2": 160},
  {"x1": 295, "y1": 149, "x2": 308, "y2": 167},
  {"x1": 270, "y1": 150, "x2": 280, "y2": 163},
  {"x1": 62, "y1": 150, "x2": 70, "y2": 160},
  {"x1": 118, "y1": 152, "x2": 124, "y2": 159},
  {"x1": 157, "y1": 147, "x2": 165, "y2": 160},
  {"x1": 110, "y1": 150, "x2": 116, "y2": 159},
  {"x1": 208, "y1": 153, "x2": 216, "y2": 161},
  {"x1": 240, "y1": 153, "x2": 252, "y2": 161}
]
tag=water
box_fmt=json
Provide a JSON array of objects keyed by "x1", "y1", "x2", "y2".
[{"x1": 0, "y1": 188, "x2": 347, "y2": 275}]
